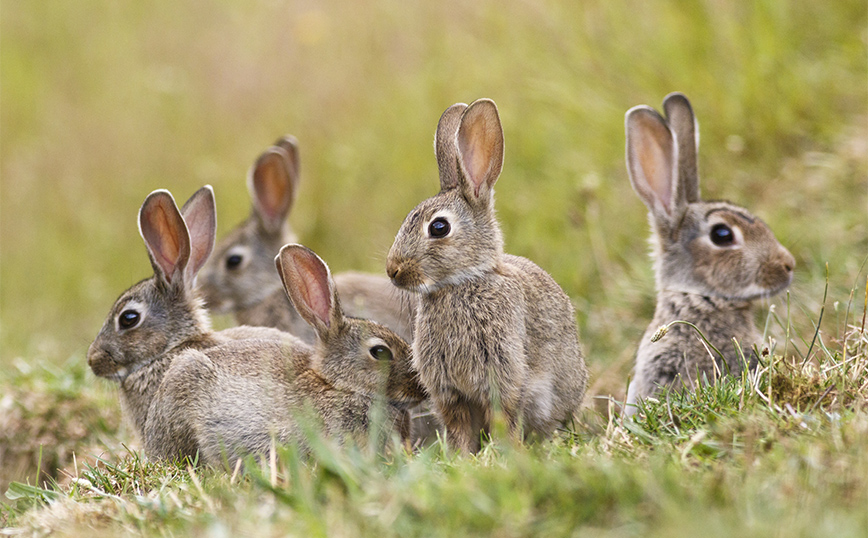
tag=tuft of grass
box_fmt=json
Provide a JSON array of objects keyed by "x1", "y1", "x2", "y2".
[
  {"x1": 2, "y1": 275, "x2": 866, "y2": 535},
  {"x1": 0, "y1": 356, "x2": 122, "y2": 495}
]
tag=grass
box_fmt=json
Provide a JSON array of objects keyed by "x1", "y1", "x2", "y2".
[
  {"x1": 2, "y1": 315, "x2": 867, "y2": 536},
  {"x1": 1, "y1": 0, "x2": 866, "y2": 535}
]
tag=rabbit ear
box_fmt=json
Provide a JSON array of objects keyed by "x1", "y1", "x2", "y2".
[
  {"x1": 456, "y1": 99, "x2": 504, "y2": 202},
  {"x1": 248, "y1": 146, "x2": 299, "y2": 236},
  {"x1": 435, "y1": 103, "x2": 468, "y2": 191},
  {"x1": 625, "y1": 105, "x2": 682, "y2": 223},
  {"x1": 663, "y1": 92, "x2": 700, "y2": 204},
  {"x1": 180, "y1": 185, "x2": 217, "y2": 283},
  {"x1": 275, "y1": 244, "x2": 343, "y2": 339},
  {"x1": 139, "y1": 190, "x2": 191, "y2": 288},
  {"x1": 273, "y1": 135, "x2": 301, "y2": 184}
]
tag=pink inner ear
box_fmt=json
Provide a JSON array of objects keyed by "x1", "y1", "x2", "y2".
[
  {"x1": 144, "y1": 199, "x2": 185, "y2": 281},
  {"x1": 253, "y1": 152, "x2": 290, "y2": 222},
  {"x1": 296, "y1": 256, "x2": 332, "y2": 328},
  {"x1": 629, "y1": 110, "x2": 676, "y2": 215},
  {"x1": 640, "y1": 139, "x2": 673, "y2": 213},
  {"x1": 465, "y1": 125, "x2": 490, "y2": 181},
  {"x1": 459, "y1": 123, "x2": 494, "y2": 196}
]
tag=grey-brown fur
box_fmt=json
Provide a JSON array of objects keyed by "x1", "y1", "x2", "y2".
[
  {"x1": 274, "y1": 244, "x2": 428, "y2": 448},
  {"x1": 386, "y1": 99, "x2": 588, "y2": 453},
  {"x1": 195, "y1": 136, "x2": 429, "y2": 440},
  {"x1": 624, "y1": 92, "x2": 795, "y2": 414},
  {"x1": 88, "y1": 187, "x2": 424, "y2": 466},
  {"x1": 197, "y1": 135, "x2": 416, "y2": 343}
]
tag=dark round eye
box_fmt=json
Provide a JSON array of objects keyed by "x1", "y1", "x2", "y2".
[
  {"x1": 428, "y1": 217, "x2": 450, "y2": 238},
  {"x1": 226, "y1": 254, "x2": 243, "y2": 270},
  {"x1": 710, "y1": 223, "x2": 735, "y2": 246},
  {"x1": 119, "y1": 309, "x2": 141, "y2": 330},
  {"x1": 369, "y1": 345, "x2": 393, "y2": 361}
]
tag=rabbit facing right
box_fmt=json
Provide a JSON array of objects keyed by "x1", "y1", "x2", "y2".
[
  {"x1": 386, "y1": 99, "x2": 588, "y2": 453},
  {"x1": 274, "y1": 244, "x2": 428, "y2": 447},
  {"x1": 624, "y1": 92, "x2": 795, "y2": 415},
  {"x1": 197, "y1": 135, "x2": 415, "y2": 344}
]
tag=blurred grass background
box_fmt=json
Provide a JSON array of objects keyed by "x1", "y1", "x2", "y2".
[{"x1": 1, "y1": 0, "x2": 866, "y2": 402}]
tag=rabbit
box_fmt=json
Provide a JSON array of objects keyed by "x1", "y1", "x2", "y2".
[
  {"x1": 87, "y1": 185, "x2": 296, "y2": 452},
  {"x1": 623, "y1": 92, "x2": 796, "y2": 416},
  {"x1": 273, "y1": 244, "x2": 428, "y2": 450},
  {"x1": 195, "y1": 135, "x2": 431, "y2": 442},
  {"x1": 385, "y1": 99, "x2": 588, "y2": 453},
  {"x1": 197, "y1": 135, "x2": 415, "y2": 344},
  {"x1": 88, "y1": 186, "x2": 424, "y2": 466}
]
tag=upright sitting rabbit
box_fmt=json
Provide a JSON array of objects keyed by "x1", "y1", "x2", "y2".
[
  {"x1": 88, "y1": 187, "x2": 424, "y2": 465},
  {"x1": 197, "y1": 136, "x2": 414, "y2": 344},
  {"x1": 624, "y1": 92, "x2": 795, "y2": 415},
  {"x1": 386, "y1": 99, "x2": 588, "y2": 453}
]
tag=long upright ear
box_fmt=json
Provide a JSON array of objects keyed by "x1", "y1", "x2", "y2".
[
  {"x1": 138, "y1": 190, "x2": 191, "y2": 288},
  {"x1": 663, "y1": 92, "x2": 700, "y2": 204},
  {"x1": 456, "y1": 99, "x2": 504, "y2": 202},
  {"x1": 275, "y1": 244, "x2": 342, "y2": 339},
  {"x1": 273, "y1": 135, "x2": 301, "y2": 186},
  {"x1": 625, "y1": 105, "x2": 681, "y2": 223},
  {"x1": 435, "y1": 103, "x2": 468, "y2": 191},
  {"x1": 247, "y1": 146, "x2": 299, "y2": 236},
  {"x1": 180, "y1": 185, "x2": 217, "y2": 283}
]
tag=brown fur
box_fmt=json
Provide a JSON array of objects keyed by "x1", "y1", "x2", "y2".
[
  {"x1": 386, "y1": 99, "x2": 588, "y2": 453},
  {"x1": 88, "y1": 187, "x2": 424, "y2": 466},
  {"x1": 195, "y1": 136, "x2": 431, "y2": 440},
  {"x1": 624, "y1": 93, "x2": 795, "y2": 414},
  {"x1": 196, "y1": 136, "x2": 416, "y2": 343}
]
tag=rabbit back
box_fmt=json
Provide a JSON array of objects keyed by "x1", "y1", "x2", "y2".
[
  {"x1": 333, "y1": 271, "x2": 415, "y2": 343},
  {"x1": 146, "y1": 335, "x2": 311, "y2": 464}
]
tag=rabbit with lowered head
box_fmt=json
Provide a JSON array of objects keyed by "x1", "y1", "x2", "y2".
[
  {"x1": 623, "y1": 92, "x2": 795, "y2": 415},
  {"x1": 274, "y1": 244, "x2": 428, "y2": 448},
  {"x1": 386, "y1": 99, "x2": 588, "y2": 453}
]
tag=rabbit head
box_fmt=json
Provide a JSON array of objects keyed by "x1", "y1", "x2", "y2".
[
  {"x1": 198, "y1": 136, "x2": 301, "y2": 313},
  {"x1": 625, "y1": 92, "x2": 795, "y2": 301},
  {"x1": 276, "y1": 244, "x2": 427, "y2": 409},
  {"x1": 386, "y1": 99, "x2": 505, "y2": 293},
  {"x1": 88, "y1": 186, "x2": 217, "y2": 382}
]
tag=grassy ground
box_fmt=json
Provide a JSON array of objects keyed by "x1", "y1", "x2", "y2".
[{"x1": 1, "y1": 0, "x2": 866, "y2": 535}]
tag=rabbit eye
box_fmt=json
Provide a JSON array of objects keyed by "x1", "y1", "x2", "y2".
[
  {"x1": 710, "y1": 224, "x2": 735, "y2": 246},
  {"x1": 369, "y1": 345, "x2": 393, "y2": 361},
  {"x1": 118, "y1": 309, "x2": 141, "y2": 330},
  {"x1": 428, "y1": 217, "x2": 451, "y2": 238},
  {"x1": 226, "y1": 254, "x2": 243, "y2": 270}
]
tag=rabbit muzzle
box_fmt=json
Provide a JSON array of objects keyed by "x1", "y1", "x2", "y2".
[
  {"x1": 386, "y1": 257, "x2": 423, "y2": 291},
  {"x1": 87, "y1": 343, "x2": 126, "y2": 381},
  {"x1": 757, "y1": 245, "x2": 796, "y2": 295}
]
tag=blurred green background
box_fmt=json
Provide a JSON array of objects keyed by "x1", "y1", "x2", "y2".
[{"x1": 1, "y1": 0, "x2": 866, "y2": 401}]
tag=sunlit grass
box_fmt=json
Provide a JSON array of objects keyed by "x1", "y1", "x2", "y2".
[{"x1": 3, "y1": 314, "x2": 866, "y2": 535}]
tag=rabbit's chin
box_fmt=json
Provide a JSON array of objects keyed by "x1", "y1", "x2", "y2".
[
  {"x1": 91, "y1": 352, "x2": 159, "y2": 384},
  {"x1": 404, "y1": 264, "x2": 498, "y2": 295},
  {"x1": 734, "y1": 280, "x2": 793, "y2": 301},
  {"x1": 664, "y1": 280, "x2": 792, "y2": 303}
]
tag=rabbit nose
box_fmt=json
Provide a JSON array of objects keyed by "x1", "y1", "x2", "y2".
[
  {"x1": 386, "y1": 260, "x2": 401, "y2": 280},
  {"x1": 780, "y1": 247, "x2": 796, "y2": 273}
]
